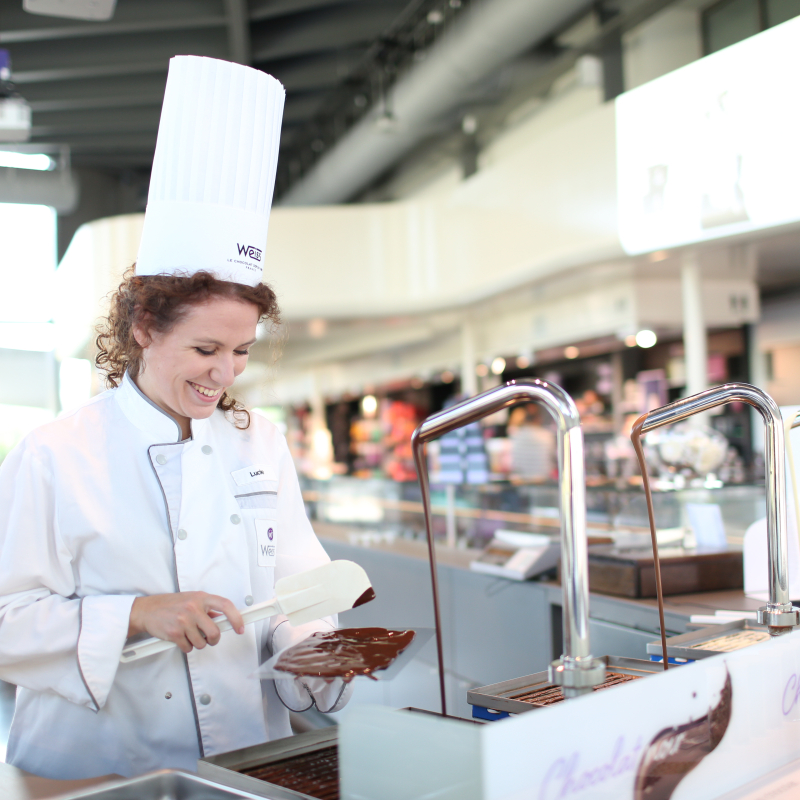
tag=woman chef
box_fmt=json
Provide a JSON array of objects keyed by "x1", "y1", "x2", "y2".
[{"x1": 0, "y1": 56, "x2": 351, "y2": 780}]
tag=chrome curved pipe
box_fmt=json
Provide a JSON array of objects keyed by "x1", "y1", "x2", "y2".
[
  {"x1": 412, "y1": 379, "x2": 605, "y2": 706},
  {"x1": 640, "y1": 382, "x2": 800, "y2": 635}
]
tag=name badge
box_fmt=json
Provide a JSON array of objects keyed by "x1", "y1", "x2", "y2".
[
  {"x1": 255, "y1": 519, "x2": 277, "y2": 567},
  {"x1": 231, "y1": 464, "x2": 277, "y2": 488}
]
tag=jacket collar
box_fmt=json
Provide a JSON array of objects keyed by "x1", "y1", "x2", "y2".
[{"x1": 115, "y1": 371, "x2": 211, "y2": 444}]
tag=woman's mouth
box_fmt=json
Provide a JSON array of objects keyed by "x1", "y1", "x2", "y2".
[{"x1": 188, "y1": 381, "x2": 222, "y2": 401}]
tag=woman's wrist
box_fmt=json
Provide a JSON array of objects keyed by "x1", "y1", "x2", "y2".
[{"x1": 128, "y1": 596, "x2": 145, "y2": 637}]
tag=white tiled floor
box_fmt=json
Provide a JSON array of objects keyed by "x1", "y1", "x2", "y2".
[{"x1": 0, "y1": 681, "x2": 15, "y2": 762}]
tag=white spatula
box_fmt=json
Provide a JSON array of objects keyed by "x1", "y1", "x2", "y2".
[{"x1": 120, "y1": 559, "x2": 374, "y2": 663}]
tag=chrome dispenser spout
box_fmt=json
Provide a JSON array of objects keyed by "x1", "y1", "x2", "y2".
[
  {"x1": 639, "y1": 382, "x2": 800, "y2": 636},
  {"x1": 412, "y1": 379, "x2": 605, "y2": 705}
]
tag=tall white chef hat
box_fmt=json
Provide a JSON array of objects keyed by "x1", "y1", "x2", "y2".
[{"x1": 135, "y1": 56, "x2": 285, "y2": 287}]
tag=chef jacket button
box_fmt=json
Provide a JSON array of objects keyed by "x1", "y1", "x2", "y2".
[
  {"x1": 165, "y1": 692, "x2": 172, "y2": 700},
  {"x1": 156, "y1": 454, "x2": 167, "y2": 465},
  {"x1": 230, "y1": 514, "x2": 241, "y2": 525},
  {"x1": 245, "y1": 595, "x2": 254, "y2": 606},
  {"x1": 201, "y1": 445, "x2": 212, "y2": 455},
  {"x1": 199, "y1": 694, "x2": 211, "y2": 705},
  {"x1": 177, "y1": 529, "x2": 188, "y2": 540}
]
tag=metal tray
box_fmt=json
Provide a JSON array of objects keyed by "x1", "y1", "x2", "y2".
[
  {"x1": 646, "y1": 618, "x2": 771, "y2": 660},
  {"x1": 52, "y1": 769, "x2": 277, "y2": 799},
  {"x1": 467, "y1": 655, "x2": 663, "y2": 716},
  {"x1": 198, "y1": 728, "x2": 338, "y2": 800}
]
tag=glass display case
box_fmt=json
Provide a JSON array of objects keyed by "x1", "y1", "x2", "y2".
[{"x1": 301, "y1": 475, "x2": 765, "y2": 549}]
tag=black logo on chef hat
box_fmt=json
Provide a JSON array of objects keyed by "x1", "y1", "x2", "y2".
[{"x1": 236, "y1": 243, "x2": 262, "y2": 262}]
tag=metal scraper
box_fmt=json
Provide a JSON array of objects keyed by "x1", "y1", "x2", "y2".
[{"x1": 120, "y1": 559, "x2": 375, "y2": 663}]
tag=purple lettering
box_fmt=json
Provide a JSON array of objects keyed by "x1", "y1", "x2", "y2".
[{"x1": 783, "y1": 672, "x2": 800, "y2": 716}]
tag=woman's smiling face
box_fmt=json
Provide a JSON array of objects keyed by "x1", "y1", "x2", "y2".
[{"x1": 134, "y1": 296, "x2": 259, "y2": 438}]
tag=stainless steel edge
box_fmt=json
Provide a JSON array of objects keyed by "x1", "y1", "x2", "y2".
[
  {"x1": 197, "y1": 762, "x2": 318, "y2": 800},
  {"x1": 49, "y1": 770, "x2": 277, "y2": 800},
  {"x1": 645, "y1": 619, "x2": 770, "y2": 660}
]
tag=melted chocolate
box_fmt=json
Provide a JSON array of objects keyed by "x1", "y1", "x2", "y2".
[
  {"x1": 411, "y1": 433, "x2": 448, "y2": 715},
  {"x1": 243, "y1": 744, "x2": 339, "y2": 800},
  {"x1": 275, "y1": 628, "x2": 415, "y2": 681},
  {"x1": 634, "y1": 672, "x2": 732, "y2": 800},
  {"x1": 631, "y1": 415, "x2": 669, "y2": 671},
  {"x1": 352, "y1": 586, "x2": 376, "y2": 608},
  {"x1": 512, "y1": 671, "x2": 641, "y2": 706}
]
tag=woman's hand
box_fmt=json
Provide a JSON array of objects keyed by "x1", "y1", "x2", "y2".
[{"x1": 128, "y1": 592, "x2": 245, "y2": 654}]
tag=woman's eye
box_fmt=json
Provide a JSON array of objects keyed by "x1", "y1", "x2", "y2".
[
  {"x1": 234, "y1": 350, "x2": 250, "y2": 356},
  {"x1": 195, "y1": 347, "x2": 215, "y2": 356}
]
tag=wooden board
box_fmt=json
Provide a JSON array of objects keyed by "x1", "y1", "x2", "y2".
[{"x1": 585, "y1": 546, "x2": 743, "y2": 598}]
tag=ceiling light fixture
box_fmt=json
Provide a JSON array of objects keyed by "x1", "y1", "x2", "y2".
[
  {"x1": 361, "y1": 395, "x2": 378, "y2": 416},
  {"x1": 0, "y1": 151, "x2": 54, "y2": 171},
  {"x1": 564, "y1": 346, "x2": 580, "y2": 359},
  {"x1": 491, "y1": 357, "x2": 506, "y2": 375},
  {"x1": 635, "y1": 329, "x2": 657, "y2": 348}
]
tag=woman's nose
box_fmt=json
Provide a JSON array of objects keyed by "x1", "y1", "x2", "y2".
[{"x1": 210, "y1": 355, "x2": 236, "y2": 386}]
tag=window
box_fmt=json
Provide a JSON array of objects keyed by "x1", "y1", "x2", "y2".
[{"x1": 703, "y1": 0, "x2": 800, "y2": 53}]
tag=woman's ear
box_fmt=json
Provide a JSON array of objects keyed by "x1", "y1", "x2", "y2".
[{"x1": 132, "y1": 319, "x2": 151, "y2": 350}]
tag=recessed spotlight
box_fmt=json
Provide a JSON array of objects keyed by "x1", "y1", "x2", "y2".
[
  {"x1": 441, "y1": 370, "x2": 454, "y2": 383},
  {"x1": 362, "y1": 395, "x2": 378, "y2": 416},
  {"x1": 564, "y1": 346, "x2": 580, "y2": 359},
  {"x1": 427, "y1": 9, "x2": 444, "y2": 24},
  {"x1": 516, "y1": 355, "x2": 531, "y2": 369},
  {"x1": 491, "y1": 357, "x2": 506, "y2": 375},
  {"x1": 476, "y1": 363, "x2": 489, "y2": 377},
  {"x1": 635, "y1": 329, "x2": 657, "y2": 348},
  {"x1": 625, "y1": 334, "x2": 637, "y2": 347}
]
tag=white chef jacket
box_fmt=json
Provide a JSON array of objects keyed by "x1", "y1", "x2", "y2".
[{"x1": 0, "y1": 373, "x2": 333, "y2": 779}]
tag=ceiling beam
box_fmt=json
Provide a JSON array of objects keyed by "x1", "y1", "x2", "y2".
[
  {"x1": 259, "y1": 49, "x2": 363, "y2": 91},
  {"x1": 223, "y1": 0, "x2": 251, "y2": 65},
  {"x1": 250, "y1": 0, "x2": 368, "y2": 23},
  {"x1": 12, "y1": 60, "x2": 168, "y2": 85},
  {"x1": 0, "y1": 16, "x2": 226, "y2": 44},
  {"x1": 251, "y1": 2, "x2": 405, "y2": 63},
  {"x1": 30, "y1": 134, "x2": 157, "y2": 150},
  {"x1": 29, "y1": 92, "x2": 164, "y2": 113}
]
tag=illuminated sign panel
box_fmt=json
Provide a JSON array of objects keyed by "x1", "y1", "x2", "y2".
[{"x1": 616, "y1": 15, "x2": 800, "y2": 255}]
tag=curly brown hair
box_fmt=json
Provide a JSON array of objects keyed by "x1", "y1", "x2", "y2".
[{"x1": 96, "y1": 267, "x2": 281, "y2": 428}]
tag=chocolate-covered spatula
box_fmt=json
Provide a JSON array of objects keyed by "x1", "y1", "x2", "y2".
[{"x1": 120, "y1": 560, "x2": 375, "y2": 663}]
